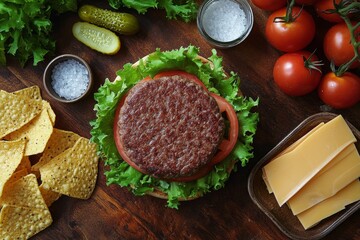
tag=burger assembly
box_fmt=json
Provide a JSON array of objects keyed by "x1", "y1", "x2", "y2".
[{"x1": 91, "y1": 46, "x2": 259, "y2": 208}]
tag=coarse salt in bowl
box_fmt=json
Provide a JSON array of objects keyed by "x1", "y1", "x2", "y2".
[
  {"x1": 43, "y1": 54, "x2": 93, "y2": 103},
  {"x1": 197, "y1": 0, "x2": 254, "y2": 48}
]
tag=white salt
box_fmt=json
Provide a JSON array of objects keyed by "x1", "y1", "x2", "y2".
[
  {"x1": 202, "y1": 0, "x2": 247, "y2": 42},
  {"x1": 51, "y1": 59, "x2": 89, "y2": 100}
]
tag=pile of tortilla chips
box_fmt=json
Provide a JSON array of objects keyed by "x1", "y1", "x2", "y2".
[{"x1": 0, "y1": 86, "x2": 99, "y2": 239}]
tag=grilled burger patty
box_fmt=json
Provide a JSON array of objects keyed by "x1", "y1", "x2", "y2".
[{"x1": 116, "y1": 75, "x2": 225, "y2": 179}]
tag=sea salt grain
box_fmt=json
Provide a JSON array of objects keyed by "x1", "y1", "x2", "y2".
[
  {"x1": 51, "y1": 59, "x2": 89, "y2": 100},
  {"x1": 202, "y1": 0, "x2": 247, "y2": 42}
]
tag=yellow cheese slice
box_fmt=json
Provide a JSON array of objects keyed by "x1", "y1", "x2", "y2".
[
  {"x1": 288, "y1": 143, "x2": 360, "y2": 214},
  {"x1": 263, "y1": 123, "x2": 325, "y2": 194},
  {"x1": 263, "y1": 115, "x2": 356, "y2": 206},
  {"x1": 297, "y1": 179, "x2": 360, "y2": 230}
]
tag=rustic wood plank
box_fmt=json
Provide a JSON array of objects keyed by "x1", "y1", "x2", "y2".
[{"x1": 0, "y1": 0, "x2": 359, "y2": 239}]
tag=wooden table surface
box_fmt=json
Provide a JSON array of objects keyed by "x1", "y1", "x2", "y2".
[{"x1": 1, "y1": 0, "x2": 359, "y2": 239}]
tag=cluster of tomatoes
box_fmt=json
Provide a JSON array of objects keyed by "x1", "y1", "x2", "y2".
[{"x1": 252, "y1": 0, "x2": 360, "y2": 109}]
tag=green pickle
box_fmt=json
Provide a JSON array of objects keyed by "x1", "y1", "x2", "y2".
[
  {"x1": 79, "y1": 5, "x2": 140, "y2": 35},
  {"x1": 72, "y1": 22, "x2": 121, "y2": 54}
]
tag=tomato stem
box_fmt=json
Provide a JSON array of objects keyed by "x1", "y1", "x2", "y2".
[
  {"x1": 333, "y1": 1, "x2": 360, "y2": 77},
  {"x1": 304, "y1": 50, "x2": 323, "y2": 74},
  {"x1": 273, "y1": 0, "x2": 300, "y2": 23}
]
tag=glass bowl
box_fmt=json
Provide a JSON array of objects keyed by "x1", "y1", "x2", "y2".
[
  {"x1": 197, "y1": 0, "x2": 254, "y2": 48},
  {"x1": 248, "y1": 112, "x2": 360, "y2": 240}
]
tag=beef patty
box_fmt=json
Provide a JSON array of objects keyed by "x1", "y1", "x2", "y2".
[{"x1": 116, "y1": 75, "x2": 224, "y2": 179}]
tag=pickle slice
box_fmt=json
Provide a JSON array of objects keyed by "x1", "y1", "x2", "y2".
[{"x1": 72, "y1": 22, "x2": 121, "y2": 55}]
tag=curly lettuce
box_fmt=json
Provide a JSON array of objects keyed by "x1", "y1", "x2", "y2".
[
  {"x1": 108, "y1": 0, "x2": 198, "y2": 22},
  {"x1": 0, "y1": 0, "x2": 77, "y2": 66},
  {"x1": 90, "y1": 46, "x2": 259, "y2": 208}
]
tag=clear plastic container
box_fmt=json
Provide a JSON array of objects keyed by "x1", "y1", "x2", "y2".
[{"x1": 197, "y1": 0, "x2": 254, "y2": 48}]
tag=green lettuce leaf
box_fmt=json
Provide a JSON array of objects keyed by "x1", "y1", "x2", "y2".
[
  {"x1": 108, "y1": 0, "x2": 198, "y2": 22},
  {"x1": 90, "y1": 46, "x2": 259, "y2": 208},
  {"x1": 0, "y1": 0, "x2": 76, "y2": 66}
]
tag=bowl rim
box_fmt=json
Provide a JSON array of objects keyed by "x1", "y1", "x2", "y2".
[
  {"x1": 43, "y1": 54, "x2": 93, "y2": 103},
  {"x1": 196, "y1": 0, "x2": 254, "y2": 48}
]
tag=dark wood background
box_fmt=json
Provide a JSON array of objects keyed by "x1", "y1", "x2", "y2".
[{"x1": 1, "y1": 0, "x2": 359, "y2": 239}]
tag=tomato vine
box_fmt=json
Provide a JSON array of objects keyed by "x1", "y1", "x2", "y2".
[{"x1": 330, "y1": 0, "x2": 360, "y2": 76}]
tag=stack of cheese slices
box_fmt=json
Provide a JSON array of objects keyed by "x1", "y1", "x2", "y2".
[{"x1": 262, "y1": 115, "x2": 360, "y2": 229}]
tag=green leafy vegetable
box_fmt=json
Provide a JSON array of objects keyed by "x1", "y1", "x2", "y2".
[
  {"x1": 0, "y1": 0, "x2": 77, "y2": 66},
  {"x1": 108, "y1": 0, "x2": 198, "y2": 22},
  {"x1": 90, "y1": 46, "x2": 259, "y2": 208}
]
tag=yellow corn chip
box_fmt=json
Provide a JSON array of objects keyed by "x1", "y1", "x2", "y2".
[
  {"x1": 4, "y1": 109, "x2": 53, "y2": 156},
  {"x1": 12, "y1": 86, "x2": 42, "y2": 101},
  {"x1": 1, "y1": 174, "x2": 48, "y2": 210},
  {"x1": 0, "y1": 90, "x2": 42, "y2": 138},
  {"x1": 0, "y1": 205, "x2": 52, "y2": 239},
  {"x1": 16, "y1": 156, "x2": 31, "y2": 173},
  {"x1": 32, "y1": 129, "x2": 80, "y2": 175},
  {"x1": 0, "y1": 169, "x2": 28, "y2": 208},
  {"x1": 42, "y1": 100, "x2": 56, "y2": 125},
  {"x1": 39, "y1": 184, "x2": 62, "y2": 207},
  {"x1": 12, "y1": 86, "x2": 56, "y2": 126},
  {"x1": 6, "y1": 168, "x2": 28, "y2": 185},
  {"x1": 0, "y1": 139, "x2": 25, "y2": 197},
  {"x1": 40, "y1": 137, "x2": 99, "y2": 199}
]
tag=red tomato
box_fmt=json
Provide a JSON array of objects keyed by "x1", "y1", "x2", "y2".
[
  {"x1": 113, "y1": 71, "x2": 239, "y2": 182},
  {"x1": 315, "y1": 0, "x2": 343, "y2": 23},
  {"x1": 323, "y1": 23, "x2": 360, "y2": 69},
  {"x1": 273, "y1": 51, "x2": 322, "y2": 96},
  {"x1": 265, "y1": 7, "x2": 316, "y2": 52},
  {"x1": 251, "y1": 0, "x2": 286, "y2": 11},
  {"x1": 318, "y1": 72, "x2": 360, "y2": 109},
  {"x1": 295, "y1": 0, "x2": 320, "y2": 5}
]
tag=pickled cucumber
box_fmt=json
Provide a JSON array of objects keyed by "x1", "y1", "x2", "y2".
[
  {"x1": 72, "y1": 22, "x2": 121, "y2": 55},
  {"x1": 79, "y1": 5, "x2": 139, "y2": 35}
]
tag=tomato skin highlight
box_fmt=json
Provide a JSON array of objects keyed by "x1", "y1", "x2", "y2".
[
  {"x1": 315, "y1": 0, "x2": 343, "y2": 23},
  {"x1": 323, "y1": 23, "x2": 360, "y2": 69},
  {"x1": 265, "y1": 7, "x2": 316, "y2": 52},
  {"x1": 318, "y1": 72, "x2": 360, "y2": 109},
  {"x1": 273, "y1": 51, "x2": 322, "y2": 96},
  {"x1": 251, "y1": 0, "x2": 286, "y2": 11}
]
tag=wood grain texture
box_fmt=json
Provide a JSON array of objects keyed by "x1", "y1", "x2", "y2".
[{"x1": 1, "y1": 0, "x2": 359, "y2": 239}]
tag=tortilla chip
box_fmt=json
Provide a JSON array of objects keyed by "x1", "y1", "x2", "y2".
[
  {"x1": 0, "y1": 90, "x2": 42, "y2": 138},
  {"x1": 6, "y1": 168, "x2": 28, "y2": 185},
  {"x1": 0, "y1": 205, "x2": 52, "y2": 239},
  {"x1": 0, "y1": 169, "x2": 28, "y2": 208},
  {"x1": 12, "y1": 86, "x2": 56, "y2": 126},
  {"x1": 39, "y1": 184, "x2": 62, "y2": 207},
  {"x1": 16, "y1": 156, "x2": 31, "y2": 173},
  {"x1": 1, "y1": 174, "x2": 47, "y2": 210},
  {"x1": 0, "y1": 139, "x2": 25, "y2": 197},
  {"x1": 4, "y1": 109, "x2": 53, "y2": 156},
  {"x1": 12, "y1": 86, "x2": 42, "y2": 101},
  {"x1": 42, "y1": 100, "x2": 56, "y2": 125},
  {"x1": 32, "y1": 129, "x2": 80, "y2": 175},
  {"x1": 40, "y1": 137, "x2": 99, "y2": 199}
]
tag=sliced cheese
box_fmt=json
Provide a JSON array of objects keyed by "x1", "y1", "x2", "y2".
[
  {"x1": 288, "y1": 143, "x2": 360, "y2": 215},
  {"x1": 277, "y1": 122, "x2": 325, "y2": 157},
  {"x1": 297, "y1": 179, "x2": 360, "y2": 230},
  {"x1": 263, "y1": 123, "x2": 325, "y2": 194},
  {"x1": 263, "y1": 115, "x2": 356, "y2": 206}
]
